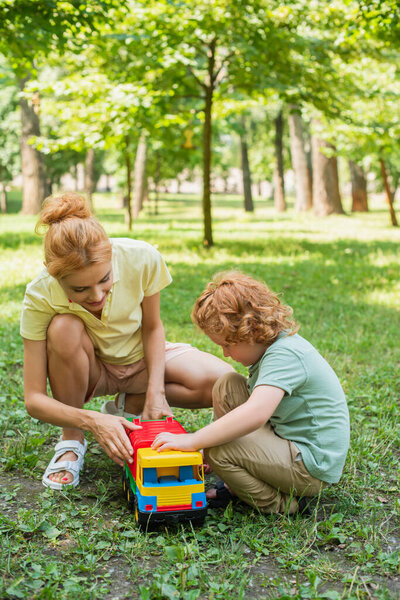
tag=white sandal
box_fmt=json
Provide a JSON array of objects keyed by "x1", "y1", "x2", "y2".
[
  {"x1": 100, "y1": 393, "x2": 140, "y2": 419},
  {"x1": 42, "y1": 439, "x2": 88, "y2": 490}
]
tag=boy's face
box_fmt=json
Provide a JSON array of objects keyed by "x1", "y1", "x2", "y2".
[{"x1": 207, "y1": 333, "x2": 266, "y2": 367}]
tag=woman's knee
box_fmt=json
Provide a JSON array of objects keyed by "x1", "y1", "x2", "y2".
[
  {"x1": 165, "y1": 350, "x2": 233, "y2": 407},
  {"x1": 47, "y1": 314, "x2": 87, "y2": 358}
]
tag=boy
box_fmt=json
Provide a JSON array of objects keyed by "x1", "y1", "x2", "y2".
[{"x1": 152, "y1": 272, "x2": 350, "y2": 514}]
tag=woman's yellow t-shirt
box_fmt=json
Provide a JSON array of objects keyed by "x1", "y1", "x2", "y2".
[{"x1": 20, "y1": 238, "x2": 172, "y2": 365}]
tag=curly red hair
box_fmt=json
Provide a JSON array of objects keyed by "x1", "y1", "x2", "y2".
[
  {"x1": 35, "y1": 192, "x2": 112, "y2": 279},
  {"x1": 191, "y1": 271, "x2": 298, "y2": 346}
]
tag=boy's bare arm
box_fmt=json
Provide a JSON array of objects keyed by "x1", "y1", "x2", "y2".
[{"x1": 152, "y1": 385, "x2": 285, "y2": 452}]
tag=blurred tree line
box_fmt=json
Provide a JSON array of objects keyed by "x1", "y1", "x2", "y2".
[{"x1": 0, "y1": 0, "x2": 399, "y2": 243}]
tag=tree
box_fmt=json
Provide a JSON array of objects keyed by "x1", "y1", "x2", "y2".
[
  {"x1": 273, "y1": 109, "x2": 286, "y2": 213},
  {"x1": 380, "y1": 158, "x2": 398, "y2": 226},
  {"x1": 288, "y1": 105, "x2": 312, "y2": 212},
  {"x1": 319, "y1": 53, "x2": 400, "y2": 226},
  {"x1": 19, "y1": 82, "x2": 46, "y2": 213},
  {"x1": 348, "y1": 160, "x2": 368, "y2": 212},
  {"x1": 239, "y1": 117, "x2": 254, "y2": 213},
  {"x1": 99, "y1": 0, "x2": 349, "y2": 245},
  {"x1": 0, "y1": 72, "x2": 20, "y2": 212},
  {"x1": 0, "y1": 0, "x2": 120, "y2": 213},
  {"x1": 311, "y1": 120, "x2": 344, "y2": 216},
  {"x1": 132, "y1": 134, "x2": 147, "y2": 219}
]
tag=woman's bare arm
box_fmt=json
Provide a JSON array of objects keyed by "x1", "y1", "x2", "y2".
[{"x1": 23, "y1": 338, "x2": 141, "y2": 465}]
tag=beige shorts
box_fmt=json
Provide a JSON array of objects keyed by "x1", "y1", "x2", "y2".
[{"x1": 88, "y1": 341, "x2": 194, "y2": 401}]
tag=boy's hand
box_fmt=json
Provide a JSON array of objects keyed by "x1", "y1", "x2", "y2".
[{"x1": 152, "y1": 432, "x2": 198, "y2": 452}]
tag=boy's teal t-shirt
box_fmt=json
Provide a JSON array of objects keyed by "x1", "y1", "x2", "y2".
[{"x1": 247, "y1": 333, "x2": 350, "y2": 484}]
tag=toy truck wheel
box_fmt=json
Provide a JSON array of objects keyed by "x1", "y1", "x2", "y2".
[
  {"x1": 190, "y1": 514, "x2": 206, "y2": 528},
  {"x1": 126, "y1": 486, "x2": 135, "y2": 512},
  {"x1": 121, "y1": 470, "x2": 127, "y2": 496},
  {"x1": 134, "y1": 497, "x2": 153, "y2": 529}
]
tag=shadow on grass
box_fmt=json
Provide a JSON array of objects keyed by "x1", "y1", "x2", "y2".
[{"x1": 0, "y1": 232, "x2": 42, "y2": 250}]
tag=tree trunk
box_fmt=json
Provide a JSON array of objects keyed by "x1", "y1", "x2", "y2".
[
  {"x1": 84, "y1": 148, "x2": 96, "y2": 212},
  {"x1": 124, "y1": 136, "x2": 133, "y2": 230},
  {"x1": 379, "y1": 157, "x2": 398, "y2": 226},
  {"x1": 311, "y1": 126, "x2": 344, "y2": 216},
  {"x1": 349, "y1": 160, "x2": 368, "y2": 212},
  {"x1": 391, "y1": 170, "x2": 400, "y2": 200},
  {"x1": 19, "y1": 78, "x2": 46, "y2": 214},
  {"x1": 73, "y1": 164, "x2": 79, "y2": 191},
  {"x1": 240, "y1": 123, "x2": 254, "y2": 212},
  {"x1": 153, "y1": 152, "x2": 161, "y2": 215},
  {"x1": 133, "y1": 133, "x2": 147, "y2": 219},
  {"x1": 288, "y1": 105, "x2": 312, "y2": 211},
  {"x1": 305, "y1": 128, "x2": 313, "y2": 201},
  {"x1": 202, "y1": 84, "x2": 214, "y2": 247},
  {"x1": 273, "y1": 110, "x2": 286, "y2": 212},
  {"x1": 0, "y1": 183, "x2": 7, "y2": 213}
]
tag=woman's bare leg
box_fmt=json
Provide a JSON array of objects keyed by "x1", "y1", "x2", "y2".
[
  {"x1": 46, "y1": 314, "x2": 102, "y2": 484},
  {"x1": 165, "y1": 349, "x2": 234, "y2": 408},
  {"x1": 123, "y1": 349, "x2": 234, "y2": 414}
]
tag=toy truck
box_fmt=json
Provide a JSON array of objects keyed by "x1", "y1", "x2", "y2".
[{"x1": 122, "y1": 417, "x2": 207, "y2": 527}]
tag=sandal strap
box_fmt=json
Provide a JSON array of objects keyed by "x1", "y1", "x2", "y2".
[
  {"x1": 54, "y1": 439, "x2": 87, "y2": 459},
  {"x1": 116, "y1": 393, "x2": 126, "y2": 411},
  {"x1": 45, "y1": 459, "x2": 82, "y2": 477}
]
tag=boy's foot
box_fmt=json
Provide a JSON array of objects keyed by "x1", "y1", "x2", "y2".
[
  {"x1": 206, "y1": 481, "x2": 237, "y2": 508},
  {"x1": 296, "y1": 496, "x2": 314, "y2": 516}
]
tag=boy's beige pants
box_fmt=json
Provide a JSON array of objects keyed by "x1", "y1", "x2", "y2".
[{"x1": 204, "y1": 372, "x2": 325, "y2": 514}]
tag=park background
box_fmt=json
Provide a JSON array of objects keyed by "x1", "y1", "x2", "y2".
[{"x1": 0, "y1": 1, "x2": 399, "y2": 599}]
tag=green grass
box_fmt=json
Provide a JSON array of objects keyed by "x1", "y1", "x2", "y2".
[{"x1": 0, "y1": 190, "x2": 399, "y2": 599}]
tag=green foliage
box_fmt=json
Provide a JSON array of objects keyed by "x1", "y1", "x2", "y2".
[
  {"x1": 0, "y1": 0, "x2": 122, "y2": 77},
  {"x1": 0, "y1": 62, "x2": 20, "y2": 185}
]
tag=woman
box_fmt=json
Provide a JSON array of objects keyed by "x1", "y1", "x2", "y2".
[{"x1": 21, "y1": 193, "x2": 232, "y2": 490}]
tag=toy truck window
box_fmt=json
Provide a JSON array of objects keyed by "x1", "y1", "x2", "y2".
[
  {"x1": 179, "y1": 465, "x2": 198, "y2": 483},
  {"x1": 141, "y1": 465, "x2": 202, "y2": 487}
]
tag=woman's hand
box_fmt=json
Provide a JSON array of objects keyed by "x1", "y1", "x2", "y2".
[
  {"x1": 151, "y1": 432, "x2": 198, "y2": 452},
  {"x1": 142, "y1": 390, "x2": 173, "y2": 421},
  {"x1": 89, "y1": 412, "x2": 142, "y2": 467}
]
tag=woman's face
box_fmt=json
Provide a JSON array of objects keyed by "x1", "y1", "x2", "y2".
[{"x1": 59, "y1": 262, "x2": 113, "y2": 314}]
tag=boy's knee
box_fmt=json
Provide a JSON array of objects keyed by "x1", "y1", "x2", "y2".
[
  {"x1": 204, "y1": 442, "x2": 235, "y2": 471},
  {"x1": 203, "y1": 445, "x2": 220, "y2": 470},
  {"x1": 212, "y1": 371, "x2": 246, "y2": 399},
  {"x1": 212, "y1": 372, "x2": 248, "y2": 414}
]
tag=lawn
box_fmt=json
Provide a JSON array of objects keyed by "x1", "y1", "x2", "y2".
[{"x1": 0, "y1": 191, "x2": 399, "y2": 599}]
